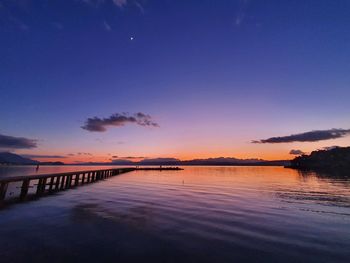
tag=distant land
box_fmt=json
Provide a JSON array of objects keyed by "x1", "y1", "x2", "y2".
[
  {"x1": 0, "y1": 152, "x2": 64, "y2": 165},
  {"x1": 289, "y1": 146, "x2": 350, "y2": 170},
  {"x1": 78, "y1": 157, "x2": 290, "y2": 166},
  {"x1": 0, "y1": 152, "x2": 38, "y2": 165},
  {"x1": 0, "y1": 152, "x2": 289, "y2": 166}
]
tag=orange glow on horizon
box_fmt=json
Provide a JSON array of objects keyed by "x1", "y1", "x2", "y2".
[{"x1": 19, "y1": 136, "x2": 350, "y2": 164}]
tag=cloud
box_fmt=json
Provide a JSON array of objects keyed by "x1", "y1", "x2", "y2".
[
  {"x1": 252, "y1": 129, "x2": 350, "y2": 144},
  {"x1": 82, "y1": 112, "x2": 159, "y2": 132},
  {"x1": 80, "y1": 0, "x2": 105, "y2": 7},
  {"x1": 52, "y1": 22, "x2": 63, "y2": 30},
  {"x1": 22, "y1": 154, "x2": 67, "y2": 159},
  {"x1": 79, "y1": 0, "x2": 129, "y2": 9},
  {"x1": 235, "y1": 0, "x2": 250, "y2": 27},
  {"x1": 289, "y1": 149, "x2": 305, "y2": 155},
  {"x1": 134, "y1": 2, "x2": 145, "y2": 14},
  {"x1": 0, "y1": 133, "x2": 37, "y2": 149},
  {"x1": 113, "y1": 0, "x2": 127, "y2": 8},
  {"x1": 103, "y1": 20, "x2": 111, "y2": 31},
  {"x1": 77, "y1": 152, "x2": 93, "y2": 156},
  {"x1": 119, "y1": 156, "x2": 146, "y2": 159},
  {"x1": 140, "y1": 158, "x2": 180, "y2": 163}
]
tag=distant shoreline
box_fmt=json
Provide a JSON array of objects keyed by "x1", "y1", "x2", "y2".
[{"x1": 1, "y1": 162, "x2": 289, "y2": 167}]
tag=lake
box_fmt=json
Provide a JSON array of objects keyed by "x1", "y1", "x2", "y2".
[{"x1": 0, "y1": 166, "x2": 349, "y2": 263}]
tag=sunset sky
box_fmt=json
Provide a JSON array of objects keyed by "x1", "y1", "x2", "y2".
[{"x1": 1, "y1": 0, "x2": 350, "y2": 163}]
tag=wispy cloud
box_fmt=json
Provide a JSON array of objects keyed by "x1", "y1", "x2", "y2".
[
  {"x1": 79, "y1": 0, "x2": 132, "y2": 9},
  {"x1": 134, "y1": 1, "x2": 145, "y2": 14},
  {"x1": 252, "y1": 129, "x2": 350, "y2": 143},
  {"x1": 52, "y1": 22, "x2": 63, "y2": 30},
  {"x1": 82, "y1": 112, "x2": 159, "y2": 132},
  {"x1": 103, "y1": 20, "x2": 111, "y2": 31},
  {"x1": 289, "y1": 149, "x2": 305, "y2": 155},
  {"x1": 113, "y1": 0, "x2": 127, "y2": 8},
  {"x1": 0, "y1": 133, "x2": 37, "y2": 149},
  {"x1": 80, "y1": 0, "x2": 105, "y2": 8},
  {"x1": 77, "y1": 152, "x2": 93, "y2": 156},
  {"x1": 116, "y1": 156, "x2": 146, "y2": 159},
  {"x1": 235, "y1": 0, "x2": 249, "y2": 27}
]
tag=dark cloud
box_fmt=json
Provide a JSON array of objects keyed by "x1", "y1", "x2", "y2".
[
  {"x1": 82, "y1": 112, "x2": 159, "y2": 132},
  {"x1": 111, "y1": 156, "x2": 146, "y2": 160},
  {"x1": 22, "y1": 154, "x2": 66, "y2": 159},
  {"x1": 77, "y1": 152, "x2": 93, "y2": 156},
  {"x1": 289, "y1": 149, "x2": 305, "y2": 155},
  {"x1": 140, "y1": 158, "x2": 180, "y2": 163},
  {"x1": 120, "y1": 156, "x2": 146, "y2": 159},
  {"x1": 252, "y1": 129, "x2": 350, "y2": 144},
  {"x1": 0, "y1": 133, "x2": 37, "y2": 149}
]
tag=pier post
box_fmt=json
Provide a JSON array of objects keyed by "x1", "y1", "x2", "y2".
[
  {"x1": 90, "y1": 172, "x2": 93, "y2": 182},
  {"x1": 75, "y1": 174, "x2": 80, "y2": 187},
  {"x1": 65, "y1": 175, "x2": 69, "y2": 188},
  {"x1": 91, "y1": 172, "x2": 94, "y2": 182},
  {"x1": 55, "y1": 176, "x2": 60, "y2": 191},
  {"x1": 0, "y1": 182, "x2": 9, "y2": 202},
  {"x1": 48, "y1": 177, "x2": 55, "y2": 192},
  {"x1": 60, "y1": 176, "x2": 65, "y2": 190},
  {"x1": 36, "y1": 179, "x2": 43, "y2": 196},
  {"x1": 69, "y1": 175, "x2": 73, "y2": 188},
  {"x1": 20, "y1": 179, "x2": 30, "y2": 201},
  {"x1": 82, "y1": 173, "x2": 86, "y2": 184},
  {"x1": 42, "y1": 178, "x2": 47, "y2": 194},
  {"x1": 70, "y1": 175, "x2": 74, "y2": 187}
]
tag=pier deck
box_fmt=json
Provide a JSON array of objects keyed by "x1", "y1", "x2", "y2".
[{"x1": 0, "y1": 167, "x2": 182, "y2": 208}]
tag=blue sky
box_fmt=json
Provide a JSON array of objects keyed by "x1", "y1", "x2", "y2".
[{"x1": 1, "y1": 0, "x2": 350, "y2": 161}]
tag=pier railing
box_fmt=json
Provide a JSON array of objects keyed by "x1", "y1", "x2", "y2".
[{"x1": 0, "y1": 168, "x2": 135, "y2": 206}]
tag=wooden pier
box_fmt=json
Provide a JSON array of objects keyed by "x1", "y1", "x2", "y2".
[{"x1": 0, "y1": 167, "x2": 182, "y2": 207}]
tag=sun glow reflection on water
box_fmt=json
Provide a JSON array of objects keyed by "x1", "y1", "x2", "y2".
[{"x1": 0, "y1": 166, "x2": 349, "y2": 263}]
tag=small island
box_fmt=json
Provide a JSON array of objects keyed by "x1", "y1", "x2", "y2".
[{"x1": 288, "y1": 146, "x2": 350, "y2": 170}]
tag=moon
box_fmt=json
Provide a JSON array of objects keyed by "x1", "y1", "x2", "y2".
[{"x1": 130, "y1": 37, "x2": 134, "y2": 41}]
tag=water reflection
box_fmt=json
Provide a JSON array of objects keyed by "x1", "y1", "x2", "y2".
[{"x1": 0, "y1": 166, "x2": 349, "y2": 263}]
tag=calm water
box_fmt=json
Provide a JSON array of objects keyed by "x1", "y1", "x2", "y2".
[{"x1": 0, "y1": 166, "x2": 349, "y2": 263}]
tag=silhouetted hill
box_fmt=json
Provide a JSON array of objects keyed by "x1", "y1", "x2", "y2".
[
  {"x1": 77, "y1": 157, "x2": 289, "y2": 166},
  {"x1": 179, "y1": 158, "x2": 289, "y2": 166},
  {"x1": 139, "y1": 158, "x2": 180, "y2": 165},
  {"x1": 0, "y1": 152, "x2": 39, "y2": 165},
  {"x1": 39, "y1": 161, "x2": 65, "y2": 165},
  {"x1": 289, "y1": 146, "x2": 350, "y2": 170}
]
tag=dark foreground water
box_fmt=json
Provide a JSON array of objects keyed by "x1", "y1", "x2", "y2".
[{"x1": 0, "y1": 166, "x2": 349, "y2": 263}]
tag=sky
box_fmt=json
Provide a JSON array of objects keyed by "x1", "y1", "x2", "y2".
[{"x1": 1, "y1": 0, "x2": 350, "y2": 163}]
